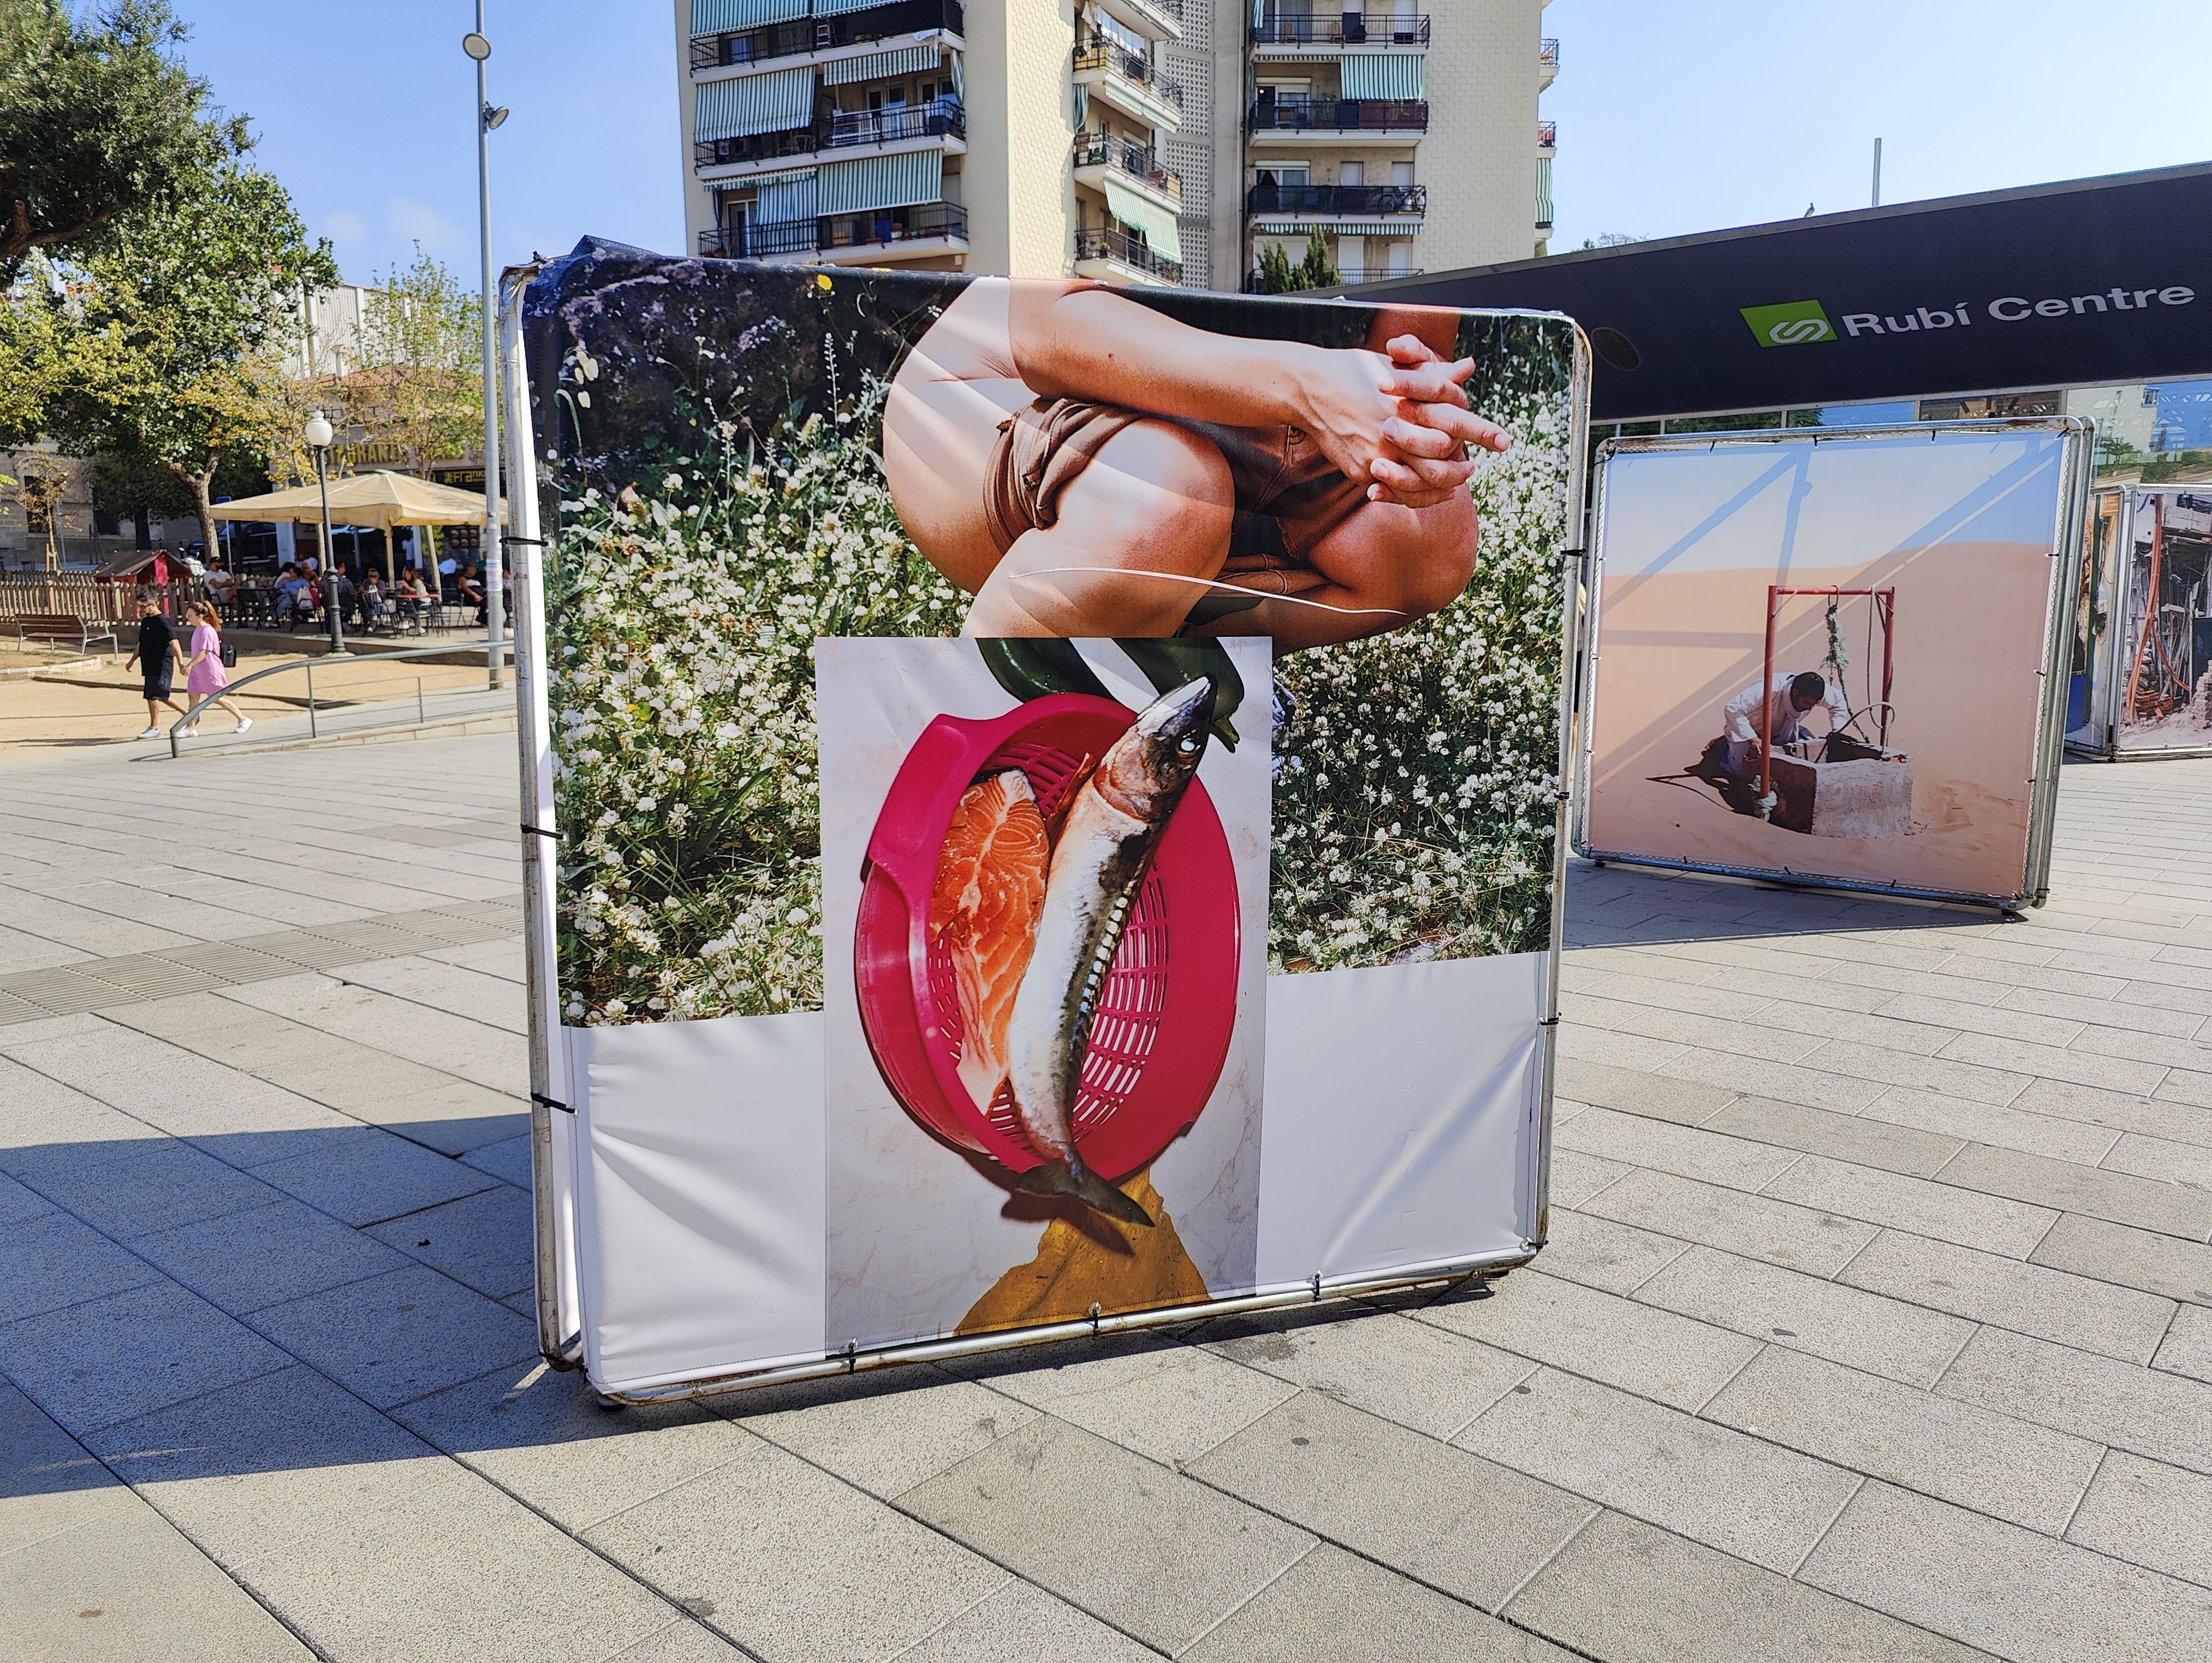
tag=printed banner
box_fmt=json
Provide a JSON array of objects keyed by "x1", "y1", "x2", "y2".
[
  {"x1": 520, "y1": 242, "x2": 1583, "y2": 1392},
  {"x1": 1580, "y1": 426, "x2": 2083, "y2": 905}
]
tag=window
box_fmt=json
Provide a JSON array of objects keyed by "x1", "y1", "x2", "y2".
[
  {"x1": 1255, "y1": 163, "x2": 1308, "y2": 187},
  {"x1": 1390, "y1": 160, "x2": 1415, "y2": 187},
  {"x1": 1339, "y1": 160, "x2": 1365, "y2": 187}
]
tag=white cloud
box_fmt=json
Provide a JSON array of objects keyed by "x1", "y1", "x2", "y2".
[
  {"x1": 324, "y1": 209, "x2": 367, "y2": 243},
  {"x1": 386, "y1": 197, "x2": 464, "y2": 248}
]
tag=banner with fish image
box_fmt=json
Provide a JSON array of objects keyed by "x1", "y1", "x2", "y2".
[{"x1": 513, "y1": 242, "x2": 1588, "y2": 1396}]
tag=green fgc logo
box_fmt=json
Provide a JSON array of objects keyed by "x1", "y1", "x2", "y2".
[{"x1": 1741, "y1": 300, "x2": 1837, "y2": 347}]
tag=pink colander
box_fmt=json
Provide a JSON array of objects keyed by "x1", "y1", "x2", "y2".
[{"x1": 854, "y1": 693, "x2": 1240, "y2": 1183}]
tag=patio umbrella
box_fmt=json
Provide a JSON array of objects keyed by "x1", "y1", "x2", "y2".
[{"x1": 210, "y1": 470, "x2": 503, "y2": 582}]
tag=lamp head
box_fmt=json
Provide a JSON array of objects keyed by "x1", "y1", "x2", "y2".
[
  {"x1": 462, "y1": 31, "x2": 491, "y2": 60},
  {"x1": 483, "y1": 103, "x2": 509, "y2": 131},
  {"x1": 304, "y1": 412, "x2": 334, "y2": 449}
]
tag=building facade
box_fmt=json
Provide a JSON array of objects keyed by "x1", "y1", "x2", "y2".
[{"x1": 674, "y1": 0, "x2": 1555, "y2": 292}]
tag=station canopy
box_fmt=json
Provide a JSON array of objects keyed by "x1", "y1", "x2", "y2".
[{"x1": 1352, "y1": 163, "x2": 2212, "y2": 421}]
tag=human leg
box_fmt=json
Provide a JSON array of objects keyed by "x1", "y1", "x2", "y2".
[
  {"x1": 962, "y1": 417, "x2": 1235, "y2": 637},
  {"x1": 1191, "y1": 491, "x2": 1479, "y2": 652}
]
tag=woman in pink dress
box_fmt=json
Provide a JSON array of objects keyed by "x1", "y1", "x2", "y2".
[{"x1": 179, "y1": 602, "x2": 251, "y2": 736}]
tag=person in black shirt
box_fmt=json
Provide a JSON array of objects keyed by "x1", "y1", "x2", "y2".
[{"x1": 125, "y1": 594, "x2": 187, "y2": 739}]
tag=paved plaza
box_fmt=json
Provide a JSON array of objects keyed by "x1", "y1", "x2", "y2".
[{"x1": 2, "y1": 731, "x2": 2210, "y2": 1662}]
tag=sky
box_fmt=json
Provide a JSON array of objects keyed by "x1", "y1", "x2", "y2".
[{"x1": 172, "y1": 1, "x2": 2212, "y2": 286}]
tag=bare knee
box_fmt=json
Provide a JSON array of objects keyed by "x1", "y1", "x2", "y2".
[
  {"x1": 1380, "y1": 498, "x2": 1480, "y2": 618},
  {"x1": 1071, "y1": 419, "x2": 1235, "y2": 563}
]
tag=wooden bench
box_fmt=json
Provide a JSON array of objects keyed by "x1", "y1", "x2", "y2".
[{"x1": 12, "y1": 614, "x2": 119, "y2": 656}]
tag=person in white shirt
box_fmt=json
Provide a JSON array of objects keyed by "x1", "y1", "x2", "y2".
[{"x1": 1721, "y1": 670, "x2": 1852, "y2": 777}]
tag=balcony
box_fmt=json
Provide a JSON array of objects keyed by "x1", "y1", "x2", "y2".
[
  {"x1": 699, "y1": 201, "x2": 969, "y2": 264},
  {"x1": 1248, "y1": 95, "x2": 1428, "y2": 141},
  {"x1": 1072, "y1": 38, "x2": 1182, "y2": 132},
  {"x1": 693, "y1": 100, "x2": 965, "y2": 175},
  {"x1": 1538, "y1": 119, "x2": 1556, "y2": 151},
  {"x1": 1073, "y1": 130, "x2": 1181, "y2": 211},
  {"x1": 690, "y1": 0, "x2": 963, "y2": 74},
  {"x1": 1074, "y1": 225, "x2": 1183, "y2": 286},
  {"x1": 1538, "y1": 35, "x2": 1559, "y2": 88},
  {"x1": 1096, "y1": 0, "x2": 1183, "y2": 43},
  {"x1": 1244, "y1": 266, "x2": 1424, "y2": 293},
  {"x1": 1249, "y1": 8, "x2": 1430, "y2": 49},
  {"x1": 1246, "y1": 182, "x2": 1424, "y2": 218}
]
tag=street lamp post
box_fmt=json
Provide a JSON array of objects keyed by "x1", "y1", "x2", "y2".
[
  {"x1": 304, "y1": 411, "x2": 346, "y2": 655},
  {"x1": 463, "y1": 14, "x2": 507, "y2": 691}
]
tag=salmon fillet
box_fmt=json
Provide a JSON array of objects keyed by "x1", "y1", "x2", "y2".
[{"x1": 931, "y1": 769, "x2": 1049, "y2": 1112}]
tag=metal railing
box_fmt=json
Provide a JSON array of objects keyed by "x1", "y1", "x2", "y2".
[
  {"x1": 1249, "y1": 9, "x2": 1430, "y2": 46},
  {"x1": 693, "y1": 100, "x2": 963, "y2": 172},
  {"x1": 1244, "y1": 266, "x2": 1423, "y2": 294},
  {"x1": 689, "y1": 0, "x2": 964, "y2": 71},
  {"x1": 1247, "y1": 181, "x2": 1425, "y2": 215},
  {"x1": 1248, "y1": 95, "x2": 1427, "y2": 133},
  {"x1": 1538, "y1": 120, "x2": 1556, "y2": 148},
  {"x1": 166, "y1": 638, "x2": 505, "y2": 759},
  {"x1": 1075, "y1": 225, "x2": 1183, "y2": 284},
  {"x1": 704, "y1": 202, "x2": 970, "y2": 260},
  {"x1": 1540, "y1": 35, "x2": 1558, "y2": 65},
  {"x1": 1072, "y1": 130, "x2": 1182, "y2": 201},
  {"x1": 1073, "y1": 39, "x2": 1182, "y2": 114}
]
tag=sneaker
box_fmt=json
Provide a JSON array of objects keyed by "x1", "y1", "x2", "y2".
[
  {"x1": 178, "y1": 726, "x2": 199, "y2": 739},
  {"x1": 234, "y1": 717, "x2": 253, "y2": 734},
  {"x1": 136, "y1": 726, "x2": 162, "y2": 739}
]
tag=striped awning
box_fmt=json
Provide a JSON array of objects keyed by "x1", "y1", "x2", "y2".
[
  {"x1": 1103, "y1": 174, "x2": 1181, "y2": 263},
  {"x1": 755, "y1": 168, "x2": 819, "y2": 223},
  {"x1": 695, "y1": 66, "x2": 817, "y2": 141},
  {"x1": 818, "y1": 148, "x2": 943, "y2": 216},
  {"x1": 1339, "y1": 54, "x2": 1425, "y2": 100},
  {"x1": 689, "y1": 0, "x2": 806, "y2": 33},
  {"x1": 812, "y1": 0, "x2": 890, "y2": 14},
  {"x1": 822, "y1": 44, "x2": 941, "y2": 86},
  {"x1": 1254, "y1": 218, "x2": 1422, "y2": 237}
]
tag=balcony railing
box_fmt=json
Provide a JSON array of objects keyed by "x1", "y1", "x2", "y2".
[
  {"x1": 1537, "y1": 120, "x2": 1556, "y2": 148},
  {"x1": 1072, "y1": 130, "x2": 1182, "y2": 202},
  {"x1": 690, "y1": 0, "x2": 963, "y2": 71},
  {"x1": 1540, "y1": 36, "x2": 1559, "y2": 66},
  {"x1": 1248, "y1": 95, "x2": 1427, "y2": 133},
  {"x1": 1250, "y1": 9, "x2": 1430, "y2": 46},
  {"x1": 700, "y1": 201, "x2": 969, "y2": 260},
  {"x1": 693, "y1": 100, "x2": 963, "y2": 171},
  {"x1": 1075, "y1": 225, "x2": 1183, "y2": 284},
  {"x1": 1073, "y1": 39, "x2": 1181, "y2": 113},
  {"x1": 1246, "y1": 182, "x2": 1425, "y2": 216},
  {"x1": 1244, "y1": 267, "x2": 1425, "y2": 293}
]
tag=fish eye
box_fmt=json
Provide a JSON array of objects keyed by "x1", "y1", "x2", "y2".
[{"x1": 1177, "y1": 736, "x2": 1199, "y2": 754}]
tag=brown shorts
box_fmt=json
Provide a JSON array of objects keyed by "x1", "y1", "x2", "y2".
[{"x1": 983, "y1": 397, "x2": 1368, "y2": 623}]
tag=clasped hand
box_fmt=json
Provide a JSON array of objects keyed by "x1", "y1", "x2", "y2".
[{"x1": 1295, "y1": 334, "x2": 1511, "y2": 510}]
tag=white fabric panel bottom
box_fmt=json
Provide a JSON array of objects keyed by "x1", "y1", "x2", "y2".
[
  {"x1": 1255, "y1": 952, "x2": 1542, "y2": 1287},
  {"x1": 568, "y1": 1013, "x2": 827, "y2": 1393}
]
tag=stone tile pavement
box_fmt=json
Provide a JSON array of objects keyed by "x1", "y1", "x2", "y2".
[{"x1": 2, "y1": 732, "x2": 2209, "y2": 1661}]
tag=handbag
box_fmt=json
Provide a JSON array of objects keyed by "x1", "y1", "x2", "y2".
[{"x1": 220, "y1": 640, "x2": 238, "y2": 668}]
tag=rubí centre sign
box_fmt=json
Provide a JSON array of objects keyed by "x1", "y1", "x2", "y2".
[{"x1": 1354, "y1": 162, "x2": 2212, "y2": 420}]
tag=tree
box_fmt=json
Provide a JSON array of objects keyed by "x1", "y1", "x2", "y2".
[
  {"x1": 1254, "y1": 239, "x2": 1298, "y2": 295},
  {"x1": 0, "y1": 0, "x2": 248, "y2": 276},
  {"x1": 90, "y1": 439, "x2": 192, "y2": 547},
  {"x1": 1295, "y1": 228, "x2": 1340, "y2": 291},
  {"x1": 48, "y1": 161, "x2": 337, "y2": 557},
  {"x1": 348, "y1": 244, "x2": 483, "y2": 476}
]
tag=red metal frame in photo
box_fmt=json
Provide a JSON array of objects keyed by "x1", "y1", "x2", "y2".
[
  {"x1": 854, "y1": 693, "x2": 1241, "y2": 1183},
  {"x1": 1759, "y1": 584, "x2": 1896, "y2": 809}
]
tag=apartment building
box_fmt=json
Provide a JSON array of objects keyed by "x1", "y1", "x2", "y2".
[{"x1": 674, "y1": 1, "x2": 1555, "y2": 292}]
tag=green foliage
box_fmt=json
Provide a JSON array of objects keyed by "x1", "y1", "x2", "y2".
[
  {"x1": 42, "y1": 159, "x2": 337, "y2": 553},
  {"x1": 547, "y1": 384, "x2": 967, "y2": 1023},
  {"x1": 1254, "y1": 240, "x2": 1298, "y2": 295},
  {"x1": 1297, "y1": 228, "x2": 1340, "y2": 290},
  {"x1": 0, "y1": 0, "x2": 248, "y2": 275},
  {"x1": 348, "y1": 244, "x2": 483, "y2": 474}
]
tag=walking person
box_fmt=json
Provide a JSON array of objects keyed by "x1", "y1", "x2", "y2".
[
  {"x1": 178, "y1": 601, "x2": 251, "y2": 736},
  {"x1": 126, "y1": 593, "x2": 187, "y2": 739}
]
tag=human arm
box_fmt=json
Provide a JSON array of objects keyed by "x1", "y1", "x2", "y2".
[
  {"x1": 1002, "y1": 281, "x2": 1493, "y2": 506},
  {"x1": 1824, "y1": 683, "x2": 1853, "y2": 733},
  {"x1": 1722, "y1": 682, "x2": 1762, "y2": 744}
]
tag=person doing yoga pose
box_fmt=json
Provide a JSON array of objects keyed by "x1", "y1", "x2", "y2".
[{"x1": 880, "y1": 278, "x2": 1509, "y2": 651}]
